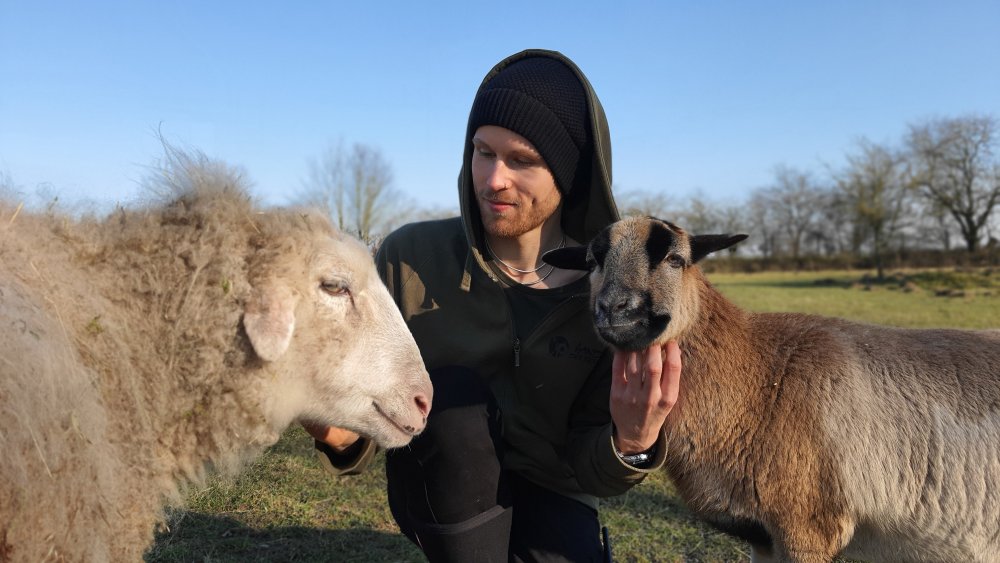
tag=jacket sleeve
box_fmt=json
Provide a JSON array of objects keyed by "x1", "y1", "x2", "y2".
[
  {"x1": 566, "y1": 351, "x2": 668, "y2": 497},
  {"x1": 314, "y1": 437, "x2": 378, "y2": 476}
]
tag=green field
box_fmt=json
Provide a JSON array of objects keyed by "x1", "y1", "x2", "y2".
[{"x1": 147, "y1": 269, "x2": 999, "y2": 562}]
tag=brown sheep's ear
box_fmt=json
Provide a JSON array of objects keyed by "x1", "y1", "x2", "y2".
[
  {"x1": 543, "y1": 246, "x2": 590, "y2": 271},
  {"x1": 244, "y1": 284, "x2": 299, "y2": 362},
  {"x1": 690, "y1": 234, "x2": 749, "y2": 263}
]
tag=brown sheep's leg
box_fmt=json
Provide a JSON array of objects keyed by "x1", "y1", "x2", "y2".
[
  {"x1": 772, "y1": 516, "x2": 854, "y2": 563},
  {"x1": 750, "y1": 542, "x2": 779, "y2": 563}
]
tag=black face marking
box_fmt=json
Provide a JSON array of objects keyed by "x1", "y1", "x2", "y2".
[
  {"x1": 590, "y1": 228, "x2": 611, "y2": 268},
  {"x1": 645, "y1": 221, "x2": 675, "y2": 268},
  {"x1": 648, "y1": 312, "x2": 670, "y2": 337}
]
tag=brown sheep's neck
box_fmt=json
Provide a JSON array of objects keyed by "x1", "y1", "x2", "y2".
[
  {"x1": 666, "y1": 269, "x2": 771, "y2": 478},
  {"x1": 673, "y1": 270, "x2": 762, "y2": 414}
]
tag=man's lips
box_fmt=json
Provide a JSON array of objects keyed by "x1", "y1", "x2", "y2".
[{"x1": 482, "y1": 198, "x2": 518, "y2": 213}]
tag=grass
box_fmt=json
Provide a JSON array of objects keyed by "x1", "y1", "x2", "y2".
[
  {"x1": 712, "y1": 267, "x2": 1000, "y2": 329},
  {"x1": 147, "y1": 268, "x2": 998, "y2": 562}
]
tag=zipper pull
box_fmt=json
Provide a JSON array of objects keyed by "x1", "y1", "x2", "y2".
[{"x1": 513, "y1": 338, "x2": 521, "y2": 368}]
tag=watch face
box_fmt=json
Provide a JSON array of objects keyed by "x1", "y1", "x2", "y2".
[{"x1": 617, "y1": 450, "x2": 651, "y2": 466}]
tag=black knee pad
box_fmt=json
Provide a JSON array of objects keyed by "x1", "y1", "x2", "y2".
[{"x1": 411, "y1": 504, "x2": 512, "y2": 563}]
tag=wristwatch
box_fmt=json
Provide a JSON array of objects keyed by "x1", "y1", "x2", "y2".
[{"x1": 615, "y1": 444, "x2": 655, "y2": 468}]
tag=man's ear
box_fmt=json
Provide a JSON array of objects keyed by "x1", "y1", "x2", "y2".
[
  {"x1": 689, "y1": 234, "x2": 749, "y2": 263},
  {"x1": 543, "y1": 246, "x2": 590, "y2": 271},
  {"x1": 243, "y1": 284, "x2": 299, "y2": 362}
]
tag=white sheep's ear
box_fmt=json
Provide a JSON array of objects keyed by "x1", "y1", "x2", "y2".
[
  {"x1": 243, "y1": 284, "x2": 299, "y2": 362},
  {"x1": 689, "y1": 233, "x2": 749, "y2": 263}
]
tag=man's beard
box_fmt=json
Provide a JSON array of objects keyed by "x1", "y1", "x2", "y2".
[{"x1": 479, "y1": 193, "x2": 561, "y2": 238}]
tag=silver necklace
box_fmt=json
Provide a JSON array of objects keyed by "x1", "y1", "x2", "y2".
[
  {"x1": 485, "y1": 234, "x2": 565, "y2": 285},
  {"x1": 516, "y1": 264, "x2": 556, "y2": 286}
]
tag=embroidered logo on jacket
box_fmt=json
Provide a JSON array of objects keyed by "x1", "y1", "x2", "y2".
[{"x1": 549, "y1": 336, "x2": 602, "y2": 363}]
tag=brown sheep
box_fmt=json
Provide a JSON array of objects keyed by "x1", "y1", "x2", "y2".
[
  {"x1": 544, "y1": 215, "x2": 1000, "y2": 563},
  {"x1": 0, "y1": 154, "x2": 432, "y2": 561}
]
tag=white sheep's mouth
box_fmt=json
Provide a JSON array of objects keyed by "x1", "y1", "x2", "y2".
[{"x1": 372, "y1": 401, "x2": 421, "y2": 437}]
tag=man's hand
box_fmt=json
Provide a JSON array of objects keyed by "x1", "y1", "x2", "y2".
[
  {"x1": 609, "y1": 341, "x2": 682, "y2": 454},
  {"x1": 301, "y1": 422, "x2": 361, "y2": 454}
]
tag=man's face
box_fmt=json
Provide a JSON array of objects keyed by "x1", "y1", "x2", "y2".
[{"x1": 471, "y1": 125, "x2": 562, "y2": 239}]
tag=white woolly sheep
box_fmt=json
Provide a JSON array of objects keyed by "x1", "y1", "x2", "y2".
[
  {"x1": 545, "y1": 215, "x2": 1000, "y2": 563},
  {"x1": 0, "y1": 156, "x2": 432, "y2": 561}
]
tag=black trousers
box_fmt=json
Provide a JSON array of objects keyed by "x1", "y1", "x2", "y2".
[{"x1": 386, "y1": 367, "x2": 605, "y2": 563}]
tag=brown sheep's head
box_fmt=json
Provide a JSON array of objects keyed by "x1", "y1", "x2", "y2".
[
  {"x1": 544, "y1": 216, "x2": 746, "y2": 350},
  {"x1": 243, "y1": 211, "x2": 432, "y2": 448}
]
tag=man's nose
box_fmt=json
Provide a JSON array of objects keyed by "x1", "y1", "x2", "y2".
[{"x1": 485, "y1": 160, "x2": 511, "y2": 190}]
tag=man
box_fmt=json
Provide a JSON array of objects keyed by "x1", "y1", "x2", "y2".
[{"x1": 309, "y1": 49, "x2": 680, "y2": 562}]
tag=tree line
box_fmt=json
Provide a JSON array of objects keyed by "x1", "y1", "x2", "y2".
[
  {"x1": 301, "y1": 115, "x2": 999, "y2": 276},
  {"x1": 616, "y1": 114, "x2": 999, "y2": 277}
]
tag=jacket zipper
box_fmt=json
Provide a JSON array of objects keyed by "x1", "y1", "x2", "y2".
[
  {"x1": 504, "y1": 290, "x2": 585, "y2": 369},
  {"x1": 495, "y1": 283, "x2": 521, "y2": 368},
  {"x1": 494, "y1": 274, "x2": 585, "y2": 369}
]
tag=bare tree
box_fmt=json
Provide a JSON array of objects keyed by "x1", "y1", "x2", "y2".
[
  {"x1": 747, "y1": 191, "x2": 781, "y2": 259},
  {"x1": 759, "y1": 165, "x2": 824, "y2": 265},
  {"x1": 836, "y1": 139, "x2": 913, "y2": 280},
  {"x1": 918, "y1": 199, "x2": 957, "y2": 250},
  {"x1": 906, "y1": 114, "x2": 1000, "y2": 252},
  {"x1": 300, "y1": 141, "x2": 402, "y2": 242},
  {"x1": 813, "y1": 186, "x2": 854, "y2": 256},
  {"x1": 679, "y1": 190, "x2": 721, "y2": 235},
  {"x1": 614, "y1": 187, "x2": 676, "y2": 218}
]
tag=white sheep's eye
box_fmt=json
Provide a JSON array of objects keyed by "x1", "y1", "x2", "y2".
[
  {"x1": 320, "y1": 279, "x2": 350, "y2": 297},
  {"x1": 665, "y1": 254, "x2": 686, "y2": 269}
]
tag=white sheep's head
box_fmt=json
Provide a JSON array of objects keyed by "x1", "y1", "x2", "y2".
[
  {"x1": 544, "y1": 216, "x2": 747, "y2": 350},
  {"x1": 243, "y1": 214, "x2": 432, "y2": 448}
]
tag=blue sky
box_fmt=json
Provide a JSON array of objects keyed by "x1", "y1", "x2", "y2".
[{"x1": 1, "y1": 1, "x2": 998, "y2": 212}]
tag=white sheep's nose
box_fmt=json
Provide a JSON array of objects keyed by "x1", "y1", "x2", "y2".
[{"x1": 414, "y1": 392, "x2": 431, "y2": 420}]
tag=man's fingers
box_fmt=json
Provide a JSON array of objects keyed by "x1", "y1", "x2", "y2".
[
  {"x1": 661, "y1": 340, "x2": 682, "y2": 407},
  {"x1": 642, "y1": 345, "x2": 663, "y2": 387},
  {"x1": 626, "y1": 350, "x2": 639, "y2": 379},
  {"x1": 612, "y1": 349, "x2": 627, "y2": 388}
]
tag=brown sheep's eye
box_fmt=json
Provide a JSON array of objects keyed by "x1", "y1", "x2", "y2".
[
  {"x1": 665, "y1": 254, "x2": 686, "y2": 269},
  {"x1": 320, "y1": 280, "x2": 350, "y2": 297}
]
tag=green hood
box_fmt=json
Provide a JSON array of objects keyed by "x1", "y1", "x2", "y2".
[{"x1": 457, "y1": 49, "x2": 620, "y2": 288}]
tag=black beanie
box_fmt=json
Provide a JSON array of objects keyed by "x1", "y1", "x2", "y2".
[{"x1": 468, "y1": 56, "x2": 590, "y2": 195}]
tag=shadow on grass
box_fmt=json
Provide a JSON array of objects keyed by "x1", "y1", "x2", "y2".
[
  {"x1": 602, "y1": 484, "x2": 751, "y2": 562},
  {"x1": 715, "y1": 277, "x2": 854, "y2": 289},
  {"x1": 147, "y1": 511, "x2": 422, "y2": 563},
  {"x1": 603, "y1": 482, "x2": 692, "y2": 518}
]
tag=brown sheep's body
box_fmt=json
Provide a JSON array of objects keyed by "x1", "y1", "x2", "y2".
[
  {"x1": 0, "y1": 162, "x2": 432, "y2": 561},
  {"x1": 669, "y1": 276, "x2": 1000, "y2": 561},
  {"x1": 545, "y1": 215, "x2": 1000, "y2": 562}
]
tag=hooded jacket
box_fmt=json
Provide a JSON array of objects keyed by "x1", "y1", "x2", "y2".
[{"x1": 321, "y1": 50, "x2": 667, "y2": 508}]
